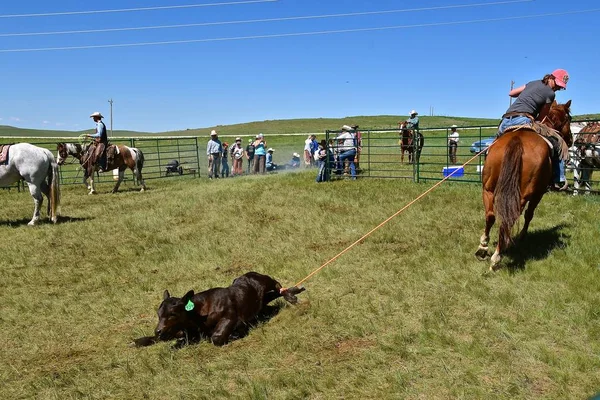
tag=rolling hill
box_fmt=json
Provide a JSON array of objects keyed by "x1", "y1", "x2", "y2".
[{"x1": 1, "y1": 113, "x2": 598, "y2": 138}]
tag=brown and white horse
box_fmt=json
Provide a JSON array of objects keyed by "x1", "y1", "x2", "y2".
[
  {"x1": 398, "y1": 122, "x2": 424, "y2": 164},
  {"x1": 570, "y1": 122, "x2": 600, "y2": 194},
  {"x1": 56, "y1": 142, "x2": 146, "y2": 195},
  {"x1": 475, "y1": 101, "x2": 573, "y2": 270}
]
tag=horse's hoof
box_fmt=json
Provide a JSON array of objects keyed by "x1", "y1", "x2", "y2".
[
  {"x1": 475, "y1": 248, "x2": 489, "y2": 261},
  {"x1": 490, "y1": 263, "x2": 502, "y2": 272},
  {"x1": 27, "y1": 221, "x2": 37, "y2": 226},
  {"x1": 89, "y1": 191, "x2": 97, "y2": 195}
]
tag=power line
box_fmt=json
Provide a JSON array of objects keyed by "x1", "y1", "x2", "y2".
[
  {"x1": 1, "y1": 8, "x2": 598, "y2": 53},
  {"x1": 0, "y1": 0, "x2": 278, "y2": 19},
  {"x1": 0, "y1": 0, "x2": 532, "y2": 37}
]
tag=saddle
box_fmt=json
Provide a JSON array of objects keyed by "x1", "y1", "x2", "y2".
[
  {"x1": 84, "y1": 142, "x2": 118, "y2": 171},
  {"x1": 503, "y1": 122, "x2": 570, "y2": 161},
  {"x1": 0, "y1": 144, "x2": 11, "y2": 165}
]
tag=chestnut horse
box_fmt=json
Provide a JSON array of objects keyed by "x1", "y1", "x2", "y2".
[
  {"x1": 56, "y1": 142, "x2": 146, "y2": 195},
  {"x1": 475, "y1": 100, "x2": 573, "y2": 270},
  {"x1": 398, "y1": 122, "x2": 424, "y2": 164}
]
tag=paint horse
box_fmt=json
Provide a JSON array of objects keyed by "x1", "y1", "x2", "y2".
[
  {"x1": 475, "y1": 100, "x2": 573, "y2": 270},
  {"x1": 56, "y1": 142, "x2": 146, "y2": 195},
  {"x1": 570, "y1": 122, "x2": 600, "y2": 195},
  {"x1": 398, "y1": 121, "x2": 424, "y2": 164},
  {"x1": 0, "y1": 143, "x2": 60, "y2": 225}
]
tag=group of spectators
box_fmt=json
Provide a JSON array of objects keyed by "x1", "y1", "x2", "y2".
[{"x1": 206, "y1": 130, "x2": 303, "y2": 179}]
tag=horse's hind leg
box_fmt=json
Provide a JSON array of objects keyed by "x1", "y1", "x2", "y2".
[
  {"x1": 40, "y1": 180, "x2": 51, "y2": 219},
  {"x1": 475, "y1": 189, "x2": 495, "y2": 261},
  {"x1": 518, "y1": 195, "x2": 541, "y2": 240},
  {"x1": 26, "y1": 183, "x2": 43, "y2": 226},
  {"x1": 133, "y1": 167, "x2": 146, "y2": 192}
]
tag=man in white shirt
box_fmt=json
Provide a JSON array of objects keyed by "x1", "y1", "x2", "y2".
[
  {"x1": 335, "y1": 125, "x2": 357, "y2": 179},
  {"x1": 448, "y1": 125, "x2": 460, "y2": 164}
]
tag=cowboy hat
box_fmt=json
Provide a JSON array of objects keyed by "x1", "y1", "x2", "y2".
[
  {"x1": 267, "y1": 148, "x2": 274, "y2": 152},
  {"x1": 210, "y1": 130, "x2": 217, "y2": 136},
  {"x1": 89, "y1": 112, "x2": 104, "y2": 119},
  {"x1": 293, "y1": 152, "x2": 300, "y2": 157},
  {"x1": 451, "y1": 124, "x2": 458, "y2": 128},
  {"x1": 410, "y1": 110, "x2": 418, "y2": 115},
  {"x1": 235, "y1": 137, "x2": 242, "y2": 141},
  {"x1": 341, "y1": 125, "x2": 353, "y2": 131}
]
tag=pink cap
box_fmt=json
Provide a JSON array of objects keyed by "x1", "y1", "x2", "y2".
[{"x1": 552, "y1": 69, "x2": 569, "y2": 88}]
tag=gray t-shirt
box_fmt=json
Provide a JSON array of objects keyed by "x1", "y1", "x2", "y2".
[{"x1": 505, "y1": 80, "x2": 555, "y2": 118}]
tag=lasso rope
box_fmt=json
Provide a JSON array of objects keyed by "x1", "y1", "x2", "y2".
[{"x1": 283, "y1": 142, "x2": 495, "y2": 293}]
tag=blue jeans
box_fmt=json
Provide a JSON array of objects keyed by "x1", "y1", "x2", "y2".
[
  {"x1": 498, "y1": 116, "x2": 532, "y2": 135},
  {"x1": 221, "y1": 159, "x2": 230, "y2": 178},
  {"x1": 337, "y1": 149, "x2": 356, "y2": 178},
  {"x1": 316, "y1": 160, "x2": 326, "y2": 182},
  {"x1": 553, "y1": 159, "x2": 566, "y2": 183}
]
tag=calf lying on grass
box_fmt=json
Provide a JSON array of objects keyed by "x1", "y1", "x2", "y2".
[{"x1": 133, "y1": 272, "x2": 305, "y2": 347}]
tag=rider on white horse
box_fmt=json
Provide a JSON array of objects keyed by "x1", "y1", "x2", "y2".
[{"x1": 87, "y1": 112, "x2": 108, "y2": 171}]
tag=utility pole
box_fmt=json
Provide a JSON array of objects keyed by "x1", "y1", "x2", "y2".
[
  {"x1": 509, "y1": 80, "x2": 515, "y2": 107},
  {"x1": 108, "y1": 98, "x2": 113, "y2": 137}
]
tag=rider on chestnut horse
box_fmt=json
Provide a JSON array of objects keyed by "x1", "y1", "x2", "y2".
[{"x1": 498, "y1": 69, "x2": 570, "y2": 190}]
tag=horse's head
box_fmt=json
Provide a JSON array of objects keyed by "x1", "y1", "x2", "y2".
[
  {"x1": 546, "y1": 100, "x2": 573, "y2": 147},
  {"x1": 56, "y1": 143, "x2": 69, "y2": 165},
  {"x1": 56, "y1": 142, "x2": 85, "y2": 165}
]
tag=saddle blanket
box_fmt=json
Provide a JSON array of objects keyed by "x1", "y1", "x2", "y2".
[{"x1": 0, "y1": 144, "x2": 10, "y2": 164}]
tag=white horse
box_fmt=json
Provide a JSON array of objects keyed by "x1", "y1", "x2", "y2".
[
  {"x1": 569, "y1": 122, "x2": 600, "y2": 195},
  {"x1": 0, "y1": 143, "x2": 61, "y2": 225}
]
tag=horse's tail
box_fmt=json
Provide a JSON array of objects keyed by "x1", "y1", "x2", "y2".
[
  {"x1": 48, "y1": 157, "x2": 61, "y2": 223},
  {"x1": 134, "y1": 148, "x2": 144, "y2": 172},
  {"x1": 495, "y1": 135, "x2": 523, "y2": 251}
]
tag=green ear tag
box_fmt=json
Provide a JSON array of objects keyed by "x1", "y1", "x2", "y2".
[{"x1": 185, "y1": 300, "x2": 195, "y2": 311}]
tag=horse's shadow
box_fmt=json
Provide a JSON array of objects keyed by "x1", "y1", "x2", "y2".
[
  {"x1": 504, "y1": 223, "x2": 570, "y2": 273},
  {"x1": 0, "y1": 215, "x2": 91, "y2": 227}
]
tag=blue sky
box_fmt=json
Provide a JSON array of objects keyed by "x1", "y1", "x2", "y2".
[{"x1": 0, "y1": 0, "x2": 598, "y2": 133}]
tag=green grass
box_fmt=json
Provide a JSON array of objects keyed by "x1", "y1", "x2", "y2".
[{"x1": 1, "y1": 173, "x2": 599, "y2": 399}]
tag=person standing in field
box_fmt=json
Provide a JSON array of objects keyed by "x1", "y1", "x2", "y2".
[
  {"x1": 206, "y1": 130, "x2": 222, "y2": 179},
  {"x1": 253, "y1": 133, "x2": 267, "y2": 174},
  {"x1": 230, "y1": 137, "x2": 244, "y2": 176},
  {"x1": 221, "y1": 142, "x2": 230, "y2": 178},
  {"x1": 304, "y1": 134, "x2": 314, "y2": 168},
  {"x1": 448, "y1": 125, "x2": 459, "y2": 164},
  {"x1": 246, "y1": 138, "x2": 255, "y2": 174}
]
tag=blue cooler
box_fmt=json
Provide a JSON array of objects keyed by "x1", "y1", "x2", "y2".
[{"x1": 443, "y1": 166, "x2": 464, "y2": 178}]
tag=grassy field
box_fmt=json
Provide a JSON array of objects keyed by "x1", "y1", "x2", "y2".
[{"x1": 1, "y1": 171, "x2": 599, "y2": 399}]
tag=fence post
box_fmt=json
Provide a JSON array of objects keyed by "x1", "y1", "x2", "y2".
[
  {"x1": 195, "y1": 137, "x2": 201, "y2": 178},
  {"x1": 367, "y1": 130, "x2": 371, "y2": 178}
]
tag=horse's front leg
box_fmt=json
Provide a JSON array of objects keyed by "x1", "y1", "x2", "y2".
[
  {"x1": 111, "y1": 169, "x2": 124, "y2": 193},
  {"x1": 475, "y1": 189, "x2": 495, "y2": 261},
  {"x1": 88, "y1": 167, "x2": 97, "y2": 195},
  {"x1": 27, "y1": 183, "x2": 43, "y2": 226}
]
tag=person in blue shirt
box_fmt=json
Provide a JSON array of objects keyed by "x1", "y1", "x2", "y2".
[
  {"x1": 266, "y1": 148, "x2": 278, "y2": 171},
  {"x1": 86, "y1": 111, "x2": 108, "y2": 171},
  {"x1": 252, "y1": 133, "x2": 267, "y2": 174},
  {"x1": 406, "y1": 110, "x2": 419, "y2": 130},
  {"x1": 206, "y1": 130, "x2": 222, "y2": 179}
]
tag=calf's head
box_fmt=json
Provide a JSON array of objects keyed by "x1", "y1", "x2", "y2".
[{"x1": 155, "y1": 290, "x2": 195, "y2": 340}]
